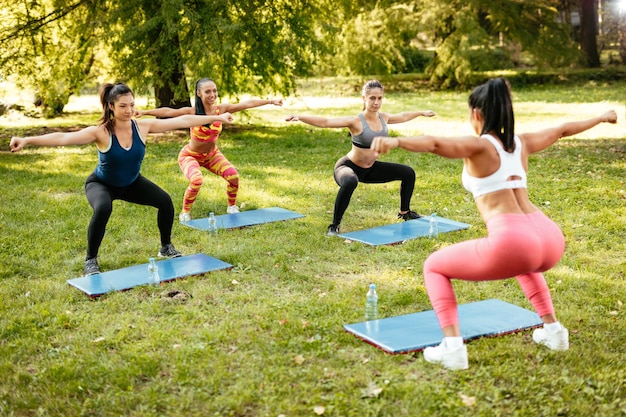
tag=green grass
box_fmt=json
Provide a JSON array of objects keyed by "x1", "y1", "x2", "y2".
[{"x1": 0, "y1": 80, "x2": 625, "y2": 416}]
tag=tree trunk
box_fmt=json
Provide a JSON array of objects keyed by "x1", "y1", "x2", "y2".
[
  {"x1": 579, "y1": 0, "x2": 600, "y2": 67},
  {"x1": 153, "y1": 30, "x2": 190, "y2": 109}
]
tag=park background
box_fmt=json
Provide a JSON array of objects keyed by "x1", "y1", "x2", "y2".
[{"x1": 1, "y1": 1, "x2": 626, "y2": 416}]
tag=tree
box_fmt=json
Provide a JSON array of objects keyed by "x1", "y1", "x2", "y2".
[
  {"x1": 0, "y1": 0, "x2": 103, "y2": 117},
  {"x1": 579, "y1": 0, "x2": 601, "y2": 67},
  {"x1": 107, "y1": 0, "x2": 327, "y2": 106},
  {"x1": 415, "y1": 0, "x2": 580, "y2": 88},
  {"x1": 0, "y1": 0, "x2": 328, "y2": 112}
]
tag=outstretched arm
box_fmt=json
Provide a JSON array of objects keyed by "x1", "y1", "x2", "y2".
[
  {"x1": 285, "y1": 114, "x2": 356, "y2": 129},
  {"x1": 10, "y1": 126, "x2": 102, "y2": 152},
  {"x1": 521, "y1": 110, "x2": 617, "y2": 154},
  {"x1": 135, "y1": 106, "x2": 194, "y2": 118},
  {"x1": 386, "y1": 110, "x2": 436, "y2": 124},
  {"x1": 140, "y1": 113, "x2": 234, "y2": 134},
  {"x1": 222, "y1": 98, "x2": 283, "y2": 113},
  {"x1": 371, "y1": 134, "x2": 483, "y2": 159}
]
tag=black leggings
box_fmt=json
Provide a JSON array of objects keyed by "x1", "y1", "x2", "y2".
[
  {"x1": 332, "y1": 156, "x2": 416, "y2": 225},
  {"x1": 84, "y1": 172, "x2": 175, "y2": 259}
]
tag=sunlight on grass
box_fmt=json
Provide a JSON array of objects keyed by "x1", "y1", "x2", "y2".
[{"x1": 0, "y1": 81, "x2": 625, "y2": 416}]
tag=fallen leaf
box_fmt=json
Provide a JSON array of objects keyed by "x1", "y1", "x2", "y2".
[
  {"x1": 231, "y1": 279, "x2": 240, "y2": 285},
  {"x1": 460, "y1": 393, "x2": 476, "y2": 406},
  {"x1": 364, "y1": 381, "x2": 383, "y2": 398},
  {"x1": 294, "y1": 355, "x2": 305, "y2": 365},
  {"x1": 92, "y1": 337, "x2": 106, "y2": 343},
  {"x1": 313, "y1": 405, "x2": 325, "y2": 415}
]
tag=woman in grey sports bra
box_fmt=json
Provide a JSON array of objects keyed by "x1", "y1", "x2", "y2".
[{"x1": 285, "y1": 79, "x2": 435, "y2": 235}]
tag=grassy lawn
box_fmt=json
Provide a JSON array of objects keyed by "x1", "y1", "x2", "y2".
[{"x1": 0, "y1": 79, "x2": 625, "y2": 416}]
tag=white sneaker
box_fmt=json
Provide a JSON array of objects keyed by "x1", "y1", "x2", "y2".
[
  {"x1": 532, "y1": 326, "x2": 569, "y2": 351},
  {"x1": 179, "y1": 212, "x2": 191, "y2": 223},
  {"x1": 227, "y1": 205, "x2": 240, "y2": 214},
  {"x1": 423, "y1": 339, "x2": 468, "y2": 370}
]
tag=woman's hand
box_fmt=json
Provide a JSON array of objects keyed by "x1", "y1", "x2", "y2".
[
  {"x1": 285, "y1": 115, "x2": 299, "y2": 122},
  {"x1": 371, "y1": 136, "x2": 400, "y2": 154},
  {"x1": 421, "y1": 110, "x2": 436, "y2": 117},
  {"x1": 220, "y1": 112, "x2": 234, "y2": 124},
  {"x1": 602, "y1": 110, "x2": 617, "y2": 124},
  {"x1": 9, "y1": 137, "x2": 26, "y2": 153},
  {"x1": 270, "y1": 98, "x2": 283, "y2": 107}
]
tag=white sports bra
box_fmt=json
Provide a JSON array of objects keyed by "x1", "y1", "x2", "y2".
[{"x1": 461, "y1": 134, "x2": 527, "y2": 198}]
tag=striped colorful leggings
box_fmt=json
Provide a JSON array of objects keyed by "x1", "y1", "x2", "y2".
[
  {"x1": 178, "y1": 145, "x2": 239, "y2": 213},
  {"x1": 423, "y1": 211, "x2": 565, "y2": 328}
]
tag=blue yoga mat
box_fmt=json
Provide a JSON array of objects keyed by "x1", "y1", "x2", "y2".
[
  {"x1": 343, "y1": 299, "x2": 542, "y2": 354},
  {"x1": 67, "y1": 253, "x2": 232, "y2": 297},
  {"x1": 182, "y1": 207, "x2": 304, "y2": 231},
  {"x1": 337, "y1": 216, "x2": 470, "y2": 246}
]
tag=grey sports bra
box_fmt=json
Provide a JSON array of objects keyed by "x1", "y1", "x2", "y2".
[{"x1": 352, "y1": 113, "x2": 388, "y2": 149}]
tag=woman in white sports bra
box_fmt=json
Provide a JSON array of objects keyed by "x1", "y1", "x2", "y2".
[{"x1": 371, "y1": 77, "x2": 617, "y2": 370}]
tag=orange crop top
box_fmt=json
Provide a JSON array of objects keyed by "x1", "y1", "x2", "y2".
[{"x1": 190, "y1": 108, "x2": 223, "y2": 143}]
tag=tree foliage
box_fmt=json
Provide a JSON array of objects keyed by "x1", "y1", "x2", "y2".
[
  {"x1": 0, "y1": 0, "x2": 608, "y2": 112},
  {"x1": 0, "y1": 0, "x2": 103, "y2": 116},
  {"x1": 106, "y1": 0, "x2": 328, "y2": 104},
  {"x1": 336, "y1": 4, "x2": 421, "y2": 77},
  {"x1": 415, "y1": 0, "x2": 580, "y2": 88}
]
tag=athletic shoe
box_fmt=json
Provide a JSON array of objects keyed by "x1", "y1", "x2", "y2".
[
  {"x1": 179, "y1": 212, "x2": 191, "y2": 223},
  {"x1": 327, "y1": 224, "x2": 340, "y2": 236},
  {"x1": 158, "y1": 243, "x2": 182, "y2": 259},
  {"x1": 398, "y1": 210, "x2": 422, "y2": 221},
  {"x1": 423, "y1": 339, "x2": 469, "y2": 370},
  {"x1": 84, "y1": 257, "x2": 100, "y2": 276},
  {"x1": 227, "y1": 205, "x2": 240, "y2": 214},
  {"x1": 532, "y1": 326, "x2": 569, "y2": 351}
]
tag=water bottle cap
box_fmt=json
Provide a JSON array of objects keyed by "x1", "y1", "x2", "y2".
[
  {"x1": 369, "y1": 283, "x2": 376, "y2": 289},
  {"x1": 149, "y1": 257, "x2": 155, "y2": 262}
]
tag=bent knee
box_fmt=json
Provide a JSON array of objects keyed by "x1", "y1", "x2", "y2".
[{"x1": 188, "y1": 172, "x2": 204, "y2": 188}]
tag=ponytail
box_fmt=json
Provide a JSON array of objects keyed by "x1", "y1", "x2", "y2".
[{"x1": 469, "y1": 78, "x2": 515, "y2": 151}]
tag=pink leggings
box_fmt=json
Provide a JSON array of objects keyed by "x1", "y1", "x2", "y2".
[
  {"x1": 178, "y1": 145, "x2": 239, "y2": 213},
  {"x1": 423, "y1": 211, "x2": 565, "y2": 328}
]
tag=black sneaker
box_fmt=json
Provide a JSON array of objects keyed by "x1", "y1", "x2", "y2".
[
  {"x1": 398, "y1": 210, "x2": 422, "y2": 221},
  {"x1": 327, "y1": 224, "x2": 340, "y2": 236},
  {"x1": 158, "y1": 243, "x2": 183, "y2": 258},
  {"x1": 84, "y1": 257, "x2": 100, "y2": 276}
]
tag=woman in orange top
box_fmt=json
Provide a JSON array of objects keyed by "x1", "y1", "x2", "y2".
[{"x1": 137, "y1": 78, "x2": 282, "y2": 221}]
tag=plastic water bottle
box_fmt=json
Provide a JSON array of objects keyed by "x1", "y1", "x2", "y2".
[
  {"x1": 429, "y1": 213, "x2": 439, "y2": 239},
  {"x1": 365, "y1": 283, "x2": 378, "y2": 321},
  {"x1": 148, "y1": 257, "x2": 160, "y2": 286},
  {"x1": 208, "y1": 212, "x2": 218, "y2": 235}
]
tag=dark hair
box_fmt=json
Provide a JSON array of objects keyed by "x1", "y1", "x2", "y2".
[
  {"x1": 361, "y1": 80, "x2": 384, "y2": 111},
  {"x1": 98, "y1": 83, "x2": 134, "y2": 134},
  {"x1": 468, "y1": 78, "x2": 515, "y2": 152},
  {"x1": 194, "y1": 78, "x2": 216, "y2": 116}
]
